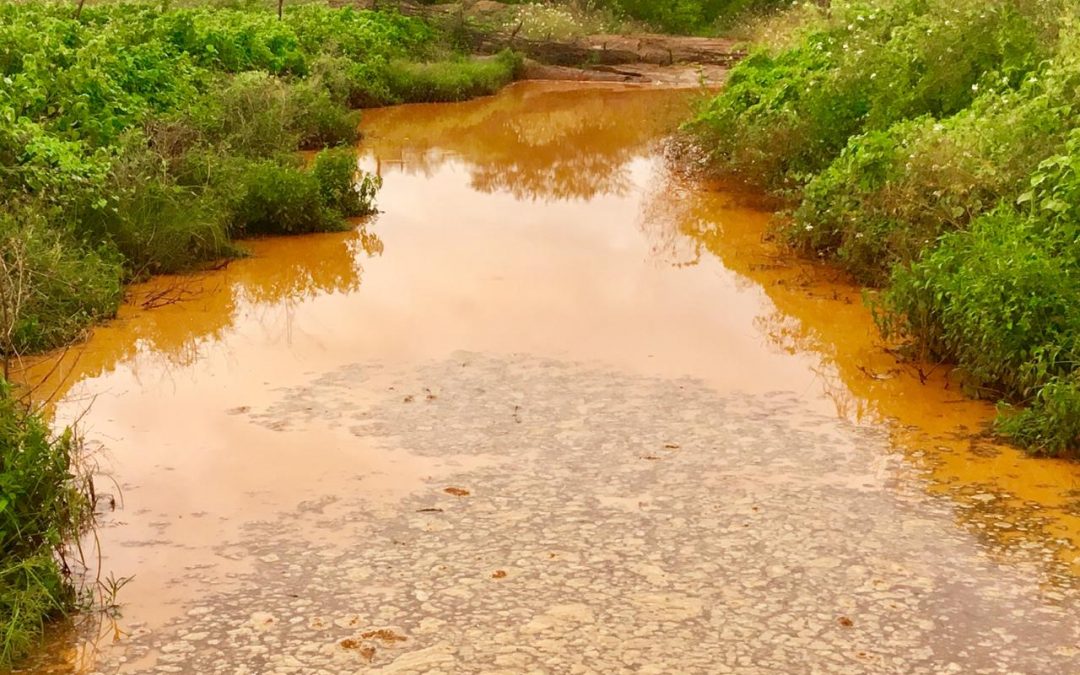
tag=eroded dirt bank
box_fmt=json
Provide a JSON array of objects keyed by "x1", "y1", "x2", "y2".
[{"x1": 16, "y1": 83, "x2": 1080, "y2": 674}]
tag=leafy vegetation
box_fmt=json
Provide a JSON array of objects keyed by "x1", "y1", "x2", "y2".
[
  {"x1": 0, "y1": 1, "x2": 522, "y2": 357},
  {"x1": 590, "y1": 0, "x2": 785, "y2": 33},
  {"x1": 384, "y1": 50, "x2": 523, "y2": 103},
  {"x1": 691, "y1": 0, "x2": 1080, "y2": 454},
  {"x1": 0, "y1": 382, "x2": 92, "y2": 665},
  {"x1": 484, "y1": 0, "x2": 784, "y2": 34}
]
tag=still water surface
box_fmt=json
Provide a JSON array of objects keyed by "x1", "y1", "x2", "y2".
[{"x1": 18, "y1": 82, "x2": 1080, "y2": 673}]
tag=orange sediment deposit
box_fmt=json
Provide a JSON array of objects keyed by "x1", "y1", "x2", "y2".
[{"x1": 660, "y1": 176, "x2": 1080, "y2": 575}]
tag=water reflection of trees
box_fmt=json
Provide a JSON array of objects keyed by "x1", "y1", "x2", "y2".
[
  {"x1": 362, "y1": 85, "x2": 693, "y2": 202},
  {"x1": 18, "y1": 227, "x2": 378, "y2": 405},
  {"x1": 638, "y1": 170, "x2": 1080, "y2": 586}
]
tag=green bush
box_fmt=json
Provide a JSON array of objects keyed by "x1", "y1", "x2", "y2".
[
  {"x1": 311, "y1": 148, "x2": 381, "y2": 218},
  {"x1": 383, "y1": 51, "x2": 523, "y2": 104},
  {"x1": 692, "y1": 0, "x2": 1053, "y2": 192},
  {"x1": 881, "y1": 128, "x2": 1080, "y2": 455},
  {"x1": 287, "y1": 79, "x2": 361, "y2": 149},
  {"x1": 788, "y1": 30, "x2": 1080, "y2": 284},
  {"x1": 690, "y1": 0, "x2": 1079, "y2": 454},
  {"x1": 78, "y1": 133, "x2": 235, "y2": 276},
  {"x1": 1, "y1": 205, "x2": 124, "y2": 355},
  {"x1": 184, "y1": 71, "x2": 301, "y2": 158},
  {"x1": 997, "y1": 377, "x2": 1080, "y2": 456},
  {"x1": 0, "y1": 381, "x2": 91, "y2": 664},
  {"x1": 226, "y1": 159, "x2": 344, "y2": 237}
]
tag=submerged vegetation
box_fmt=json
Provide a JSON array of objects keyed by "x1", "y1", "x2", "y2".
[{"x1": 691, "y1": 0, "x2": 1080, "y2": 455}]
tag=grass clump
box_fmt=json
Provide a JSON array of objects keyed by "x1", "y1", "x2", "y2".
[
  {"x1": 0, "y1": 205, "x2": 124, "y2": 355},
  {"x1": 383, "y1": 51, "x2": 523, "y2": 103},
  {"x1": 691, "y1": 0, "x2": 1080, "y2": 454},
  {"x1": 0, "y1": 382, "x2": 92, "y2": 665},
  {"x1": 225, "y1": 149, "x2": 378, "y2": 238}
]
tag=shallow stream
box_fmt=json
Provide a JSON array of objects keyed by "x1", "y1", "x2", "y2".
[{"x1": 18, "y1": 82, "x2": 1080, "y2": 674}]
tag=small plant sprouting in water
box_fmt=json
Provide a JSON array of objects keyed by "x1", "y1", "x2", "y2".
[{"x1": 95, "y1": 572, "x2": 134, "y2": 620}]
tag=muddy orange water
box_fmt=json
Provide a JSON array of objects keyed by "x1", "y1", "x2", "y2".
[{"x1": 15, "y1": 83, "x2": 1080, "y2": 673}]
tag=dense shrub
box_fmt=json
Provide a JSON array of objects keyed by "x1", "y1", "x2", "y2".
[
  {"x1": 311, "y1": 148, "x2": 381, "y2": 218},
  {"x1": 789, "y1": 30, "x2": 1080, "y2": 284},
  {"x1": 692, "y1": 1, "x2": 1052, "y2": 192},
  {"x1": 692, "y1": 0, "x2": 1080, "y2": 454},
  {"x1": 383, "y1": 51, "x2": 523, "y2": 103},
  {"x1": 883, "y1": 129, "x2": 1080, "y2": 454},
  {"x1": 0, "y1": 382, "x2": 91, "y2": 664},
  {"x1": 0, "y1": 205, "x2": 124, "y2": 355},
  {"x1": 227, "y1": 158, "x2": 342, "y2": 237}
]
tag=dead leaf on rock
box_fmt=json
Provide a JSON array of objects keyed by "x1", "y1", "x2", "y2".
[{"x1": 360, "y1": 628, "x2": 408, "y2": 644}]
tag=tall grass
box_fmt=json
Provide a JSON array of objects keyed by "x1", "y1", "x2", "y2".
[{"x1": 0, "y1": 382, "x2": 92, "y2": 665}]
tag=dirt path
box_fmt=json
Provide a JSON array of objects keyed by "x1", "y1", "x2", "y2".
[
  {"x1": 19, "y1": 83, "x2": 1080, "y2": 674},
  {"x1": 492, "y1": 31, "x2": 742, "y2": 86}
]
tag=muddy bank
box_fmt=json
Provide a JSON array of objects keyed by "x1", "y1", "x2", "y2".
[{"x1": 521, "y1": 61, "x2": 729, "y2": 87}]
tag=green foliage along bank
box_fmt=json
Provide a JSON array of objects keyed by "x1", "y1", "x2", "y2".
[
  {"x1": 691, "y1": 0, "x2": 1080, "y2": 454},
  {"x1": 0, "y1": 382, "x2": 92, "y2": 665},
  {"x1": 0, "y1": 1, "x2": 522, "y2": 358}
]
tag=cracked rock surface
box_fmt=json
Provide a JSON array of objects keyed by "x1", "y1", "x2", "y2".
[{"x1": 72, "y1": 354, "x2": 1080, "y2": 674}]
